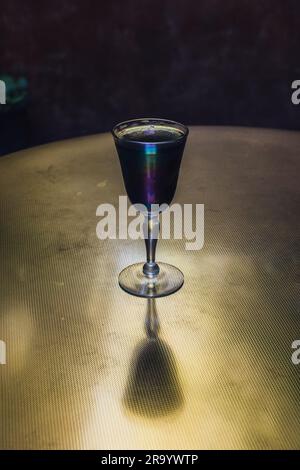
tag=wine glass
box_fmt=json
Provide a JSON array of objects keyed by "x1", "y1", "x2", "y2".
[{"x1": 112, "y1": 118, "x2": 188, "y2": 298}]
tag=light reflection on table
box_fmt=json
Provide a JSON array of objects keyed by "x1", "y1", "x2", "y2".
[{"x1": 1, "y1": 127, "x2": 299, "y2": 449}]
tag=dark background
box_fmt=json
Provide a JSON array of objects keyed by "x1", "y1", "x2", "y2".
[{"x1": 0, "y1": 0, "x2": 299, "y2": 155}]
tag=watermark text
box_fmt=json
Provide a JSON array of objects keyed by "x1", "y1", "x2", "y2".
[
  {"x1": 291, "y1": 80, "x2": 300, "y2": 105},
  {"x1": 96, "y1": 196, "x2": 204, "y2": 251},
  {"x1": 0, "y1": 340, "x2": 6, "y2": 365},
  {"x1": 291, "y1": 339, "x2": 300, "y2": 365},
  {"x1": 0, "y1": 80, "x2": 6, "y2": 104}
]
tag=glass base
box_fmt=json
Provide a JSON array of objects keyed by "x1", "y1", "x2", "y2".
[{"x1": 119, "y1": 262, "x2": 184, "y2": 298}]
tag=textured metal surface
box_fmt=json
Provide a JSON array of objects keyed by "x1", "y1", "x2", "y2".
[{"x1": 0, "y1": 127, "x2": 300, "y2": 449}]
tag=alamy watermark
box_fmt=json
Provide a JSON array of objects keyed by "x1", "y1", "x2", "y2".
[
  {"x1": 291, "y1": 339, "x2": 300, "y2": 365},
  {"x1": 96, "y1": 196, "x2": 204, "y2": 251},
  {"x1": 291, "y1": 80, "x2": 300, "y2": 105},
  {"x1": 0, "y1": 79, "x2": 6, "y2": 104},
  {"x1": 0, "y1": 340, "x2": 6, "y2": 365}
]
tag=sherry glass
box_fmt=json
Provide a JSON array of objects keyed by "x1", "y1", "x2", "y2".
[{"x1": 112, "y1": 118, "x2": 188, "y2": 298}]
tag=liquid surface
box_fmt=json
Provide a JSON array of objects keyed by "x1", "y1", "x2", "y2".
[
  {"x1": 116, "y1": 134, "x2": 186, "y2": 208},
  {"x1": 116, "y1": 124, "x2": 185, "y2": 143}
]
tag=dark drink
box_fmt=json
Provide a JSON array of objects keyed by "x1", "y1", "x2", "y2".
[
  {"x1": 112, "y1": 119, "x2": 188, "y2": 211},
  {"x1": 112, "y1": 118, "x2": 189, "y2": 298}
]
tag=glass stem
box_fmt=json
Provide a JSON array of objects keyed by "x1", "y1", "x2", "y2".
[
  {"x1": 145, "y1": 299, "x2": 160, "y2": 338},
  {"x1": 143, "y1": 212, "x2": 160, "y2": 278}
]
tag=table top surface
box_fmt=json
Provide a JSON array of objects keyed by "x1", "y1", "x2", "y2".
[{"x1": 0, "y1": 126, "x2": 299, "y2": 449}]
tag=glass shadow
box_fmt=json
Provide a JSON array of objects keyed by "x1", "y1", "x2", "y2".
[{"x1": 123, "y1": 299, "x2": 184, "y2": 418}]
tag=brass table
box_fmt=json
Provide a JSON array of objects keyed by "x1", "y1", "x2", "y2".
[{"x1": 0, "y1": 127, "x2": 299, "y2": 449}]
